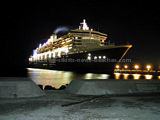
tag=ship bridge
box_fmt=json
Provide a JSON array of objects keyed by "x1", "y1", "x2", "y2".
[{"x1": 67, "y1": 19, "x2": 109, "y2": 52}]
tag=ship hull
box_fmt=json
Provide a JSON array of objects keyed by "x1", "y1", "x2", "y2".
[{"x1": 29, "y1": 46, "x2": 131, "y2": 73}]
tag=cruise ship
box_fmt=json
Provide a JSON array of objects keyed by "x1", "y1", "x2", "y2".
[{"x1": 29, "y1": 19, "x2": 132, "y2": 73}]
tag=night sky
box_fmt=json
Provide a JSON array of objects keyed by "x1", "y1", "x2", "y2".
[{"x1": 1, "y1": 1, "x2": 160, "y2": 76}]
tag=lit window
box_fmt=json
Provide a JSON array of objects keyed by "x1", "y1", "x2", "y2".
[
  {"x1": 29, "y1": 58, "x2": 32, "y2": 62},
  {"x1": 87, "y1": 56, "x2": 91, "y2": 60},
  {"x1": 94, "y1": 56, "x2": 97, "y2": 59},
  {"x1": 68, "y1": 47, "x2": 72, "y2": 49}
]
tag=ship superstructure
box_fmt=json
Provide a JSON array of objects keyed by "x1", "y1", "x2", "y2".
[{"x1": 29, "y1": 19, "x2": 132, "y2": 73}]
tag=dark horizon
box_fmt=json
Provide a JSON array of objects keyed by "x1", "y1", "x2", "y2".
[{"x1": 1, "y1": 1, "x2": 160, "y2": 76}]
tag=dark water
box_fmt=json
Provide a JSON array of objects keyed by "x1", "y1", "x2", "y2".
[{"x1": 27, "y1": 68, "x2": 160, "y2": 89}]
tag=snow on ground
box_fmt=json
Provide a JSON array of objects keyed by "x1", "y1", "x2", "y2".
[{"x1": 0, "y1": 91, "x2": 160, "y2": 120}]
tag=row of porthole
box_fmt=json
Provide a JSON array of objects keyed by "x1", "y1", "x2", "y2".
[
  {"x1": 94, "y1": 56, "x2": 106, "y2": 59},
  {"x1": 87, "y1": 55, "x2": 106, "y2": 60}
]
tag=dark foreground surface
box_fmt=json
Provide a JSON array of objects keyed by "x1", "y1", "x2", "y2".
[{"x1": 1, "y1": 91, "x2": 160, "y2": 120}]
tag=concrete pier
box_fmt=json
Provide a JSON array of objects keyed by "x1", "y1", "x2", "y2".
[
  {"x1": 66, "y1": 79, "x2": 160, "y2": 95},
  {"x1": 0, "y1": 77, "x2": 45, "y2": 98}
]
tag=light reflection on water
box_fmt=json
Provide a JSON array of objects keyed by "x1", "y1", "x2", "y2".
[
  {"x1": 114, "y1": 73, "x2": 121, "y2": 79},
  {"x1": 123, "y1": 73, "x2": 129, "y2": 80},
  {"x1": 114, "y1": 73, "x2": 155, "y2": 80},
  {"x1": 27, "y1": 68, "x2": 109, "y2": 88},
  {"x1": 27, "y1": 68, "x2": 160, "y2": 88},
  {"x1": 144, "y1": 74, "x2": 153, "y2": 79},
  {"x1": 132, "y1": 74, "x2": 141, "y2": 80}
]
